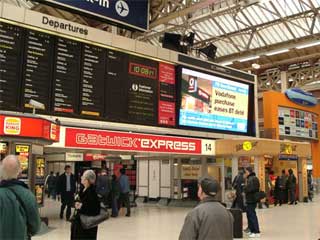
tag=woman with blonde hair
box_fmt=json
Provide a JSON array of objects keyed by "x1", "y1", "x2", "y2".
[{"x1": 71, "y1": 170, "x2": 100, "y2": 240}]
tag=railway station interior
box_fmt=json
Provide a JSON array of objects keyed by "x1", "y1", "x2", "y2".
[{"x1": 1, "y1": 0, "x2": 320, "y2": 239}]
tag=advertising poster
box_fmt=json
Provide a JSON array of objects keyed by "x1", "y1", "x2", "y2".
[
  {"x1": 278, "y1": 107, "x2": 318, "y2": 139},
  {"x1": 15, "y1": 145, "x2": 30, "y2": 179},
  {"x1": 179, "y1": 67, "x2": 250, "y2": 133},
  {"x1": 158, "y1": 63, "x2": 176, "y2": 126}
]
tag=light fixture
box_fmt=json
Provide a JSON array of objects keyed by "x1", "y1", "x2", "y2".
[
  {"x1": 252, "y1": 63, "x2": 261, "y2": 69},
  {"x1": 289, "y1": 78, "x2": 294, "y2": 82},
  {"x1": 221, "y1": 61, "x2": 233, "y2": 66},
  {"x1": 239, "y1": 56, "x2": 259, "y2": 62},
  {"x1": 296, "y1": 41, "x2": 320, "y2": 49},
  {"x1": 266, "y1": 49, "x2": 289, "y2": 56}
]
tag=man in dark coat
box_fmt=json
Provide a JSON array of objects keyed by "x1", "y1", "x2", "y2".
[
  {"x1": 287, "y1": 169, "x2": 297, "y2": 205},
  {"x1": 179, "y1": 177, "x2": 234, "y2": 240},
  {"x1": 275, "y1": 170, "x2": 287, "y2": 206},
  {"x1": 0, "y1": 155, "x2": 41, "y2": 239},
  {"x1": 231, "y1": 168, "x2": 245, "y2": 211},
  {"x1": 244, "y1": 167, "x2": 261, "y2": 238},
  {"x1": 56, "y1": 165, "x2": 76, "y2": 221},
  {"x1": 96, "y1": 169, "x2": 111, "y2": 206}
]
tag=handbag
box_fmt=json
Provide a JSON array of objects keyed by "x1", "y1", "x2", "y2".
[
  {"x1": 255, "y1": 191, "x2": 266, "y2": 201},
  {"x1": 80, "y1": 208, "x2": 109, "y2": 229}
]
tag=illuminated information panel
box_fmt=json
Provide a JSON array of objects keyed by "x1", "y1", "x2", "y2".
[{"x1": 179, "y1": 67, "x2": 250, "y2": 133}]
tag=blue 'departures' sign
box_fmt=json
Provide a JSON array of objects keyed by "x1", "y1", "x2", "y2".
[{"x1": 40, "y1": 0, "x2": 149, "y2": 31}]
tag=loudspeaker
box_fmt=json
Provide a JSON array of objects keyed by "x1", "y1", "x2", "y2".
[
  {"x1": 199, "y1": 43, "x2": 217, "y2": 61},
  {"x1": 182, "y1": 32, "x2": 195, "y2": 46},
  {"x1": 162, "y1": 33, "x2": 182, "y2": 52}
]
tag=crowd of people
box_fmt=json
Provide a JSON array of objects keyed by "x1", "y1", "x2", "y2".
[
  {"x1": 0, "y1": 153, "x2": 314, "y2": 240},
  {"x1": 0, "y1": 155, "x2": 132, "y2": 240}
]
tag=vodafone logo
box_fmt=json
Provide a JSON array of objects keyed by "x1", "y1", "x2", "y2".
[{"x1": 66, "y1": 128, "x2": 201, "y2": 154}]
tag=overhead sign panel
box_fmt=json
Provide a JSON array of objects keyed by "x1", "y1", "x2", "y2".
[{"x1": 39, "y1": 0, "x2": 149, "y2": 31}]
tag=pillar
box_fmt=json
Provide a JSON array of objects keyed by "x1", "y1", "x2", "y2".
[
  {"x1": 232, "y1": 156, "x2": 238, "y2": 180},
  {"x1": 298, "y1": 157, "x2": 308, "y2": 202},
  {"x1": 256, "y1": 156, "x2": 265, "y2": 192},
  {"x1": 280, "y1": 68, "x2": 288, "y2": 93}
]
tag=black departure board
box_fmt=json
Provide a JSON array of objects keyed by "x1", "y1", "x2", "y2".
[
  {"x1": 53, "y1": 37, "x2": 81, "y2": 114},
  {"x1": 22, "y1": 30, "x2": 54, "y2": 111},
  {"x1": 0, "y1": 23, "x2": 23, "y2": 110},
  {"x1": 0, "y1": 21, "x2": 178, "y2": 130},
  {"x1": 127, "y1": 55, "x2": 158, "y2": 125},
  {"x1": 105, "y1": 50, "x2": 129, "y2": 122},
  {"x1": 80, "y1": 44, "x2": 106, "y2": 117}
]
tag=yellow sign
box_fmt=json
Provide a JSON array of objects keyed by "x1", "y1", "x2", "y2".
[
  {"x1": 236, "y1": 141, "x2": 257, "y2": 152},
  {"x1": 243, "y1": 141, "x2": 252, "y2": 151},
  {"x1": 4, "y1": 117, "x2": 21, "y2": 135},
  {"x1": 15, "y1": 145, "x2": 29, "y2": 153},
  {"x1": 181, "y1": 165, "x2": 201, "y2": 180},
  {"x1": 280, "y1": 143, "x2": 296, "y2": 154}
]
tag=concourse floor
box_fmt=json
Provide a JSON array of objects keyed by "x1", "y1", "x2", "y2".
[{"x1": 35, "y1": 196, "x2": 320, "y2": 240}]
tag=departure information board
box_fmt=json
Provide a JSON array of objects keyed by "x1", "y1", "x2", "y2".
[
  {"x1": 53, "y1": 37, "x2": 81, "y2": 114},
  {"x1": 0, "y1": 23, "x2": 23, "y2": 110},
  {"x1": 23, "y1": 30, "x2": 54, "y2": 112},
  {"x1": 0, "y1": 21, "x2": 178, "y2": 128},
  {"x1": 80, "y1": 44, "x2": 105, "y2": 117}
]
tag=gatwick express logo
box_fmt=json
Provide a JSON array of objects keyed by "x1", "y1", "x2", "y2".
[{"x1": 65, "y1": 128, "x2": 201, "y2": 154}]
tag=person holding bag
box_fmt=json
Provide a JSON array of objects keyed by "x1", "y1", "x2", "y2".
[{"x1": 71, "y1": 170, "x2": 101, "y2": 240}]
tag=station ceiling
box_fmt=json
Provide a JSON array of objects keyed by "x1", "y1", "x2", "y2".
[{"x1": 4, "y1": 0, "x2": 320, "y2": 73}]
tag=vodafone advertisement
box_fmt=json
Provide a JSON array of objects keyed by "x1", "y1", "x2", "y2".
[
  {"x1": 65, "y1": 127, "x2": 202, "y2": 155},
  {"x1": 0, "y1": 115, "x2": 60, "y2": 142}
]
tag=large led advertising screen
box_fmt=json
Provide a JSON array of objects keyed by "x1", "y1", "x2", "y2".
[{"x1": 179, "y1": 67, "x2": 251, "y2": 133}]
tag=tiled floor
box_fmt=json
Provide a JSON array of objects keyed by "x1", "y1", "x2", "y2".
[{"x1": 34, "y1": 197, "x2": 320, "y2": 240}]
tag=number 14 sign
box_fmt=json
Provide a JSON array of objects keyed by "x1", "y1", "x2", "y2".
[{"x1": 201, "y1": 140, "x2": 216, "y2": 155}]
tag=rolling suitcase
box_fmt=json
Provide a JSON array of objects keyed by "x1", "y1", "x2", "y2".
[{"x1": 228, "y1": 208, "x2": 243, "y2": 238}]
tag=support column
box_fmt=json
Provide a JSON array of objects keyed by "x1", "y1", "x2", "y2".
[
  {"x1": 232, "y1": 156, "x2": 238, "y2": 180},
  {"x1": 257, "y1": 156, "x2": 265, "y2": 192},
  {"x1": 298, "y1": 157, "x2": 308, "y2": 202},
  {"x1": 280, "y1": 67, "x2": 288, "y2": 93}
]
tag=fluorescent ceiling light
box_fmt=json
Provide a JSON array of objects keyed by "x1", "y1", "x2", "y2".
[
  {"x1": 289, "y1": 78, "x2": 294, "y2": 82},
  {"x1": 266, "y1": 49, "x2": 289, "y2": 56},
  {"x1": 239, "y1": 56, "x2": 259, "y2": 62},
  {"x1": 296, "y1": 42, "x2": 320, "y2": 49},
  {"x1": 221, "y1": 61, "x2": 233, "y2": 66}
]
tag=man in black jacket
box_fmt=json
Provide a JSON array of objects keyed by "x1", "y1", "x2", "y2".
[
  {"x1": 56, "y1": 165, "x2": 76, "y2": 221},
  {"x1": 287, "y1": 169, "x2": 297, "y2": 205},
  {"x1": 244, "y1": 167, "x2": 260, "y2": 238}
]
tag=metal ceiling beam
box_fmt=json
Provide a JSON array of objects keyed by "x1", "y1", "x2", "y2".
[
  {"x1": 195, "y1": 7, "x2": 318, "y2": 48},
  {"x1": 217, "y1": 32, "x2": 320, "y2": 63},
  {"x1": 243, "y1": 51, "x2": 320, "y2": 71},
  {"x1": 149, "y1": 0, "x2": 219, "y2": 28}
]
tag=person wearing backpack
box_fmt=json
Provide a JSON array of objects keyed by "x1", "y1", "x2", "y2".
[
  {"x1": 0, "y1": 155, "x2": 41, "y2": 240},
  {"x1": 243, "y1": 167, "x2": 261, "y2": 238}
]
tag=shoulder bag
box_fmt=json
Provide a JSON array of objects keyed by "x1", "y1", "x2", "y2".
[{"x1": 80, "y1": 207, "x2": 109, "y2": 230}]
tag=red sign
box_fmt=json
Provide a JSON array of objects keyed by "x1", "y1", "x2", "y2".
[
  {"x1": 129, "y1": 62, "x2": 157, "y2": 80},
  {"x1": 65, "y1": 128, "x2": 202, "y2": 154},
  {"x1": 0, "y1": 115, "x2": 60, "y2": 142},
  {"x1": 158, "y1": 63, "x2": 176, "y2": 126},
  {"x1": 84, "y1": 153, "x2": 108, "y2": 161}
]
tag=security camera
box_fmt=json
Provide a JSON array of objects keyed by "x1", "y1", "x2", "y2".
[{"x1": 29, "y1": 99, "x2": 45, "y2": 110}]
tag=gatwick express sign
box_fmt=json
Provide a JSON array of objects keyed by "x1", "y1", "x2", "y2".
[
  {"x1": 39, "y1": 0, "x2": 149, "y2": 31},
  {"x1": 65, "y1": 128, "x2": 203, "y2": 155}
]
